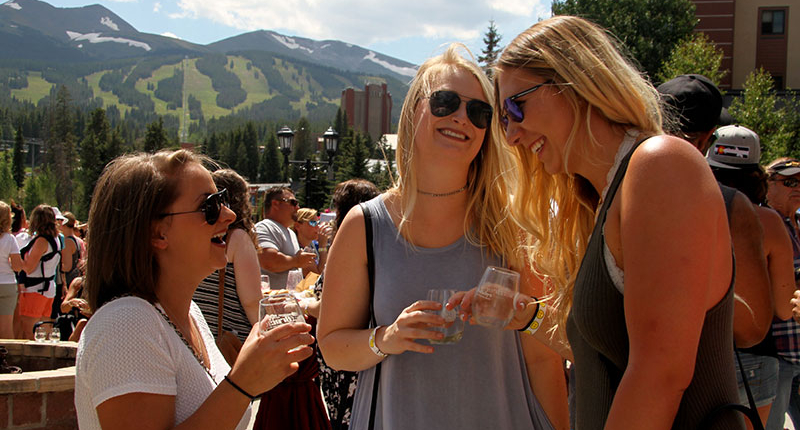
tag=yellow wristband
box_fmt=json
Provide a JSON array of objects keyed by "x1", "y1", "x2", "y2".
[
  {"x1": 522, "y1": 302, "x2": 546, "y2": 336},
  {"x1": 369, "y1": 326, "x2": 388, "y2": 358}
]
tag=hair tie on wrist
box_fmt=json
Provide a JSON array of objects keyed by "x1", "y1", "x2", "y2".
[{"x1": 225, "y1": 375, "x2": 258, "y2": 401}]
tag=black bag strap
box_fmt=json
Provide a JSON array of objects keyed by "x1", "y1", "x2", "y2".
[
  {"x1": 360, "y1": 202, "x2": 380, "y2": 430},
  {"x1": 697, "y1": 342, "x2": 764, "y2": 430}
]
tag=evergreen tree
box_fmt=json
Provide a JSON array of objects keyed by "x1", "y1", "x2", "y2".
[
  {"x1": 477, "y1": 20, "x2": 503, "y2": 79},
  {"x1": 79, "y1": 108, "x2": 111, "y2": 216},
  {"x1": 22, "y1": 168, "x2": 57, "y2": 215},
  {"x1": 656, "y1": 33, "x2": 726, "y2": 85},
  {"x1": 224, "y1": 130, "x2": 240, "y2": 171},
  {"x1": 551, "y1": 0, "x2": 697, "y2": 78},
  {"x1": 260, "y1": 132, "x2": 283, "y2": 183},
  {"x1": 12, "y1": 125, "x2": 25, "y2": 188},
  {"x1": 143, "y1": 117, "x2": 168, "y2": 153},
  {"x1": 335, "y1": 130, "x2": 370, "y2": 182},
  {"x1": 292, "y1": 117, "x2": 312, "y2": 161},
  {"x1": 0, "y1": 152, "x2": 17, "y2": 202},
  {"x1": 242, "y1": 122, "x2": 260, "y2": 181},
  {"x1": 206, "y1": 132, "x2": 220, "y2": 162},
  {"x1": 48, "y1": 85, "x2": 76, "y2": 210}
]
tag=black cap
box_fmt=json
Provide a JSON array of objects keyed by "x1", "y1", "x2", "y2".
[{"x1": 657, "y1": 74, "x2": 722, "y2": 133}]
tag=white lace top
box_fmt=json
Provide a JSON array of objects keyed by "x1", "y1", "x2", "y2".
[
  {"x1": 599, "y1": 129, "x2": 640, "y2": 294},
  {"x1": 75, "y1": 296, "x2": 251, "y2": 430}
]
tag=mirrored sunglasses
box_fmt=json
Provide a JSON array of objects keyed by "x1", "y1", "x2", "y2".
[
  {"x1": 159, "y1": 188, "x2": 230, "y2": 225},
  {"x1": 500, "y1": 81, "x2": 553, "y2": 130},
  {"x1": 427, "y1": 90, "x2": 493, "y2": 129},
  {"x1": 307, "y1": 220, "x2": 318, "y2": 227}
]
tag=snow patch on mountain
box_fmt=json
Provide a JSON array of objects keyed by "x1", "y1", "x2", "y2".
[
  {"x1": 3, "y1": 1, "x2": 22, "y2": 10},
  {"x1": 363, "y1": 51, "x2": 416, "y2": 78},
  {"x1": 271, "y1": 34, "x2": 313, "y2": 54},
  {"x1": 320, "y1": 44, "x2": 330, "y2": 49},
  {"x1": 100, "y1": 17, "x2": 119, "y2": 31},
  {"x1": 66, "y1": 31, "x2": 151, "y2": 51}
]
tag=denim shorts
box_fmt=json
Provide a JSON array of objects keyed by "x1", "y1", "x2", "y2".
[{"x1": 736, "y1": 352, "x2": 779, "y2": 408}]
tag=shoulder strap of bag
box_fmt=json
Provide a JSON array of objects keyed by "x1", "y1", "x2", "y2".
[
  {"x1": 361, "y1": 202, "x2": 380, "y2": 430},
  {"x1": 217, "y1": 267, "x2": 226, "y2": 339}
]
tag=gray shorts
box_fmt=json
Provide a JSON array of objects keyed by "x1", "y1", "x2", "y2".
[
  {"x1": 736, "y1": 352, "x2": 779, "y2": 408},
  {"x1": 0, "y1": 283, "x2": 18, "y2": 315}
]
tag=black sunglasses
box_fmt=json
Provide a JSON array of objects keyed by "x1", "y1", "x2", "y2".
[
  {"x1": 279, "y1": 197, "x2": 299, "y2": 206},
  {"x1": 774, "y1": 177, "x2": 800, "y2": 188},
  {"x1": 427, "y1": 90, "x2": 493, "y2": 129},
  {"x1": 500, "y1": 81, "x2": 553, "y2": 130},
  {"x1": 159, "y1": 188, "x2": 230, "y2": 225}
]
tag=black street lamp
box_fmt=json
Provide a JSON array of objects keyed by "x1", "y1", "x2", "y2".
[{"x1": 277, "y1": 125, "x2": 339, "y2": 206}]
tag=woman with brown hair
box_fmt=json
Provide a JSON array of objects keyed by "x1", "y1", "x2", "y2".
[
  {"x1": 0, "y1": 201, "x2": 22, "y2": 339},
  {"x1": 18, "y1": 205, "x2": 62, "y2": 339},
  {"x1": 75, "y1": 150, "x2": 313, "y2": 430}
]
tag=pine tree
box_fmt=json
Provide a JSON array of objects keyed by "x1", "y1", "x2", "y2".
[
  {"x1": 12, "y1": 125, "x2": 25, "y2": 188},
  {"x1": 48, "y1": 85, "x2": 76, "y2": 210},
  {"x1": 477, "y1": 20, "x2": 503, "y2": 79},
  {"x1": 143, "y1": 117, "x2": 168, "y2": 153},
  {"x1": 79, "y1": 108, "x2": 111, "y2": 216},
  {"x1": 206, "y1": 132, "x2": 220, "y2": 162},
  {"x1": 0, "y1": 152, "x2": 17, "y2": 202},
  {"x1": 260, "y1": 132, "x2": 283, "y2": 183},
  {"x1": 242, "y1": 122, "x2": 260, "y2": 181}
]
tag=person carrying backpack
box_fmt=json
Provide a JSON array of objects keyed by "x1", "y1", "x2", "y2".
[{"x1": 17, "y1": 205, "x2": 62, "y2": 340}]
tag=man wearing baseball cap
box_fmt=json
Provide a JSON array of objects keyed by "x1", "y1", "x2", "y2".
[
  {"x1": 658, "y1": 76, "x2": 773, "y2": 349},
  {"x1": 657, "y1": 74, "x2": 723, "y2": 154},
  {"x1": 764, "y1": 157, "x2": 800, "y2": 430}
]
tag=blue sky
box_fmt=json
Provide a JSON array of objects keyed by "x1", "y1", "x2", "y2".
[{"x1": 41, "y1": 0, "x2": 553, "y2": 65}]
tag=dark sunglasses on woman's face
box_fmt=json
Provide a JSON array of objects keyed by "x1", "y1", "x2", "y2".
[
  {"x1": 500, "y1": 81, "x2": 553, "y2": 130},
  {"x1": 158, "y1": 188, "x2": 230, "y2": 225},
  {"x1": 427, "y1": 90, "x2": 493, "y2": 129}
]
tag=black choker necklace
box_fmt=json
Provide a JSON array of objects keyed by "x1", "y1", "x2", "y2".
[{"x1": 417, "y1": 184, "x2": 468, "y2": 197}]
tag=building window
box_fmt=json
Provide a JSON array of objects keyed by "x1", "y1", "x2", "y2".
[{"x1": 761, "y1": 10, "x2": 785, "y2": 35}]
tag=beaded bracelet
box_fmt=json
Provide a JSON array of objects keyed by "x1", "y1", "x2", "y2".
[
  {"x1": 224, "y1": 375, "x2": 258, "y2": 401},
  {"x1": 520, "y1": 301, "x2": 546, "y2": 336},
  {"x1": 369, "y1": 326, "x2": 389, "y2": 358}
]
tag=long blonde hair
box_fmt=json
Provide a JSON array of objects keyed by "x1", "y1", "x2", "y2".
[
  {"x1": 494, "y1": 16, "x2": 664, "y2": 324},
  {"x1": 394, "y1": 43, "x2": 521, "y2": 266}
]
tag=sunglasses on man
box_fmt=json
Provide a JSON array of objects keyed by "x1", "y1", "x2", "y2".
[
  {"x1": 427, "y1": 90, "x2": 493, "y2": 129},
  {"x1": 773, "y1": 177, "x2": 800, "y2": 188},
  {"x1": 500, "y1": 81, "x2": 554, "y2": 130},
  {"x1": 159, "y1": 188, "x2": 230, "y2": 225},
  {"x1": 279, "y1": 197, "x2": 299, "y2": 207}
]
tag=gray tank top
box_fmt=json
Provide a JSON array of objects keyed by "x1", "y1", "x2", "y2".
[{"x1": 348, "y1": 196, "x2": 554, "y2": 430}]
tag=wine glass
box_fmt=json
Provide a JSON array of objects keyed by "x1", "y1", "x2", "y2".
[
  {"x1": 49, "y1": 326, "x2": 61, "y2": 342},
  {"x1": 286, "y1": 269, "x2": 303, "y2": 292},
  {"x1": 34, "y1": 325, "x2": 47, "y2": 342},
  {"x1": 259, "y1": 293, "x2": 306, "y2": 352},
  {"x1": 472, "y1": 266, "x2": 520, "y2": 328},
  {"x1": 425, "y1": 289, "x2": 464, "y2": 345}
]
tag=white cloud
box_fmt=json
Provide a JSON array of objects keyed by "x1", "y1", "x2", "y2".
[
  {"x1": 153, "y1": 2, "x2": 161, "y2": 12},
  {"x1": 161, "y1": 32, "x2": 180, "y2": 39},
  {"x1": 170, "y1": 0, "x2": 551, "y2": 49}
]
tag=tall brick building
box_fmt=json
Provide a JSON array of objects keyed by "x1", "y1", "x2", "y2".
[
  {"x1": 341, "y1": 83, "x2": 392, "y2": 141},
  {"x1": 691, "y1": 0, "x2": 798, "y2": 90}
]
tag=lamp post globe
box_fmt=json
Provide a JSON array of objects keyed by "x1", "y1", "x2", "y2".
[{"x1": 277, "y1": 126, "x2": 294, "y2": 156}]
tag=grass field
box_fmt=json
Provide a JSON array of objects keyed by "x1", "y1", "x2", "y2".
[
  {"x1": 85, "y1": 71, "x2": 131, "y2": 115},
  {"x1": 134, "y1": 62, "x2": 181, "y2": 116},
  {"x1": 231, "y1": 55, "x2": 272, "y2": 107},
  {"x1": 10, "y1": 72, "x2": 53, "y2": 104}
]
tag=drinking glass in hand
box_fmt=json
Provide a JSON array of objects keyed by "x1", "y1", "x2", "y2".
[
  {"x1": 426, "y1": 289, "x2": 464, "y2": 345},
  {"x1": 259, "y1": 293, "x2": 306, "y2": 334},
  {"x1": 472, "y1": 266, "x2": 520, "y2": 328},
  {"x1": 287, "y1": 269, "x2": 303, "y2": 292}
]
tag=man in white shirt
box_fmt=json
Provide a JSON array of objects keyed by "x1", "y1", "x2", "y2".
[{"x1": 254, "y1": 187, "x2": 316, "y2": 290}]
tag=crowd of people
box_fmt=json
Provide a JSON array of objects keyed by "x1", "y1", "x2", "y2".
[
  {"x1": 0, "y1": 200, "x2": 88, "y2": 342},
  {"x1": 4, "y1": 14, "x2": 793, "y2": 430}
]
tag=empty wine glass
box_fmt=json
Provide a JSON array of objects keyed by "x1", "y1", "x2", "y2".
[
  {"x1": 49, "y1": 327, "x2": 61, "y2": 342},
  {"x1": 260, "y1": 274, "x2": 271, "y2": 297},
  {"x1": 286, "y1": 269, "x2": 303, "y2": 291},
  {"x1": 259, "y1": 293, "x2": 306, "y2": 352},
  {"x1": 34, "y1": 325, "x2": 47, "y2": 342},
  {"x1": 472, "y1": 266, "x2": 520, "y2": 328}
]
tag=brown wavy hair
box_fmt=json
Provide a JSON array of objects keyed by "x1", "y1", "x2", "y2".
[
  {"x1": 29, "y1": 205, "x2": 59, "y2": 238},
  {"x1": 211, "y1": 168, "x2": 258, "y2": 249},
  {"x1": 86, "y1": 149, "x2": 213, "y2": 311}
]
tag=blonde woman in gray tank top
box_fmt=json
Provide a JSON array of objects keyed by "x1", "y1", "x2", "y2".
[{"x1": 317, "y1": 44, "x2": 566, "y2": 430}]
